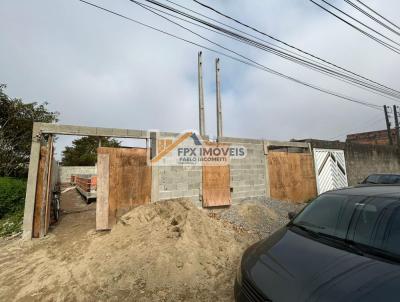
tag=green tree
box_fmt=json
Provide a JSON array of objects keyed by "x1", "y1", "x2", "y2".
[
  {"x1": 0, "y1": 84, "x2": 59, "y2": 177},
  {"x1": 61, "y1": 136, "x2": 121, "y2": 166}
]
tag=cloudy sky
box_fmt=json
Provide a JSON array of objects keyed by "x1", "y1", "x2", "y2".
[{"x1": 1, "y1": 0, "x2": 400, "y2": 158}]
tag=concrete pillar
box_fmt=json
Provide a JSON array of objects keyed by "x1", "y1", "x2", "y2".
[
  {"x1": 22, "y1": 123, "x2": 42, "y2": 240},
  {"x1": 198, "y1": 52, "x2": 206, "y2": 137},
  {"x1": 150, "y1": 132, "x2": 159, "y2": 203},
  {"x1": 216, "y1": 58, "x2": 223, "y2": 141}
]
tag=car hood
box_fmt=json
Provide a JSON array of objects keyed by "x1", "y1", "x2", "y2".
[{"x1": 243, "y1": 227, "x2": 400, "y2": 302}]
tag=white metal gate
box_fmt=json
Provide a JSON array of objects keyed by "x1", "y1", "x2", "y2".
[{"x1": 313, "y1": 149, "x2": 348, "y2": 194}]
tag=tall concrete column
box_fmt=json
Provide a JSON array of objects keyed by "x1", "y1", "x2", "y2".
[
  {"x1": 198, "y1": 52, "x2": 206, "y2": 137},
  {"x1": 216, "y1": 58, "x2": 223, "y2": 141}
]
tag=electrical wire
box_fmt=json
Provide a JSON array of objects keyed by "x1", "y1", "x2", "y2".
[
  {"x1": 135, "y1": 0, "x2": 400, "y2": 101},
  {"x1": 329, "y1": 114, "x2": 383, "y2": 140},
  {"x1": 76, "y1": 0, "x2": 382, "y2": 111},
  {"x1": 356, "y1": 0, "x2": 400, "y2": 31},
  {"x1": 191, "y1": 0, "x2": 400, "y2": 97},
  {"x1": 308, "y1": 0, "x2": 400, "y2": 54},
  {"x1": 344, "y1": 0, "x2": 400, "y2": 37},
  {"x1": 319, "y1": 0, "x2": 400, "y2": 45}
]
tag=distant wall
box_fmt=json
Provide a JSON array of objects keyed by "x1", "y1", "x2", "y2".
[
  {"x1": 307, "y1": 140, "x2": 400, "y2": 186},
  {"x1": 58, "y1": 166, "x2": 97, "y2": 183},
  {"x1": 346, "y1": 129, "x2": 397, "y2": 145}
]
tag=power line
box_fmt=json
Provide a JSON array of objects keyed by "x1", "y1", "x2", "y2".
[
  {"x1": 132, "y1": 0, "x2": 388, "y2": 108},
  {"x1": 329, "y1": 114, "x2": 383, "y2": 140},
  {"x1": 191, "y1": 0, "x2": 400, "y2": 97},
  {"x1": 356, "y1": 0, "x2": 400, "y2": 31},
  {"x1": 319, "y1": 0, "x2": 400, "y2": 44},
  {"x1": 76, "y1": 0, "x2": 382, "y2": 111},
  {"x1": 308, "y1": 0, "x2": 400, "y2": 55},
  {"x1": 344, "y1": 0, "x2": 400, "y2": 37},
  {"x1": 136, "y1": 0, "x2": 400, "y2": 101}
]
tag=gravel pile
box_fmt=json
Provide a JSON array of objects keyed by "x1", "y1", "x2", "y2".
[{"x1": 215, "y1": 199, "x2": 306, "y2": 239}]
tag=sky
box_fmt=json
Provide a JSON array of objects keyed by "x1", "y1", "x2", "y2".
[{"x1": 1, "y1": 0, "x2": 400, "y2": 159}]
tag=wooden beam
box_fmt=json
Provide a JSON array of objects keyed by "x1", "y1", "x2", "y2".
[{"x1": 264, "y1": 140, "x2": 310, "y2": 154}]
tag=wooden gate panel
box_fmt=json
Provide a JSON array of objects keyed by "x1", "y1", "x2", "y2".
[
  {"x1": 202, "y1": 165, "x2": 231, "y2": 207},
  {"x1": 33, "y1": 146, "x2": 48, "y2": 238},
  {"x1": 268, "y1": 152, "x2": 317, "y2": 203},
  {"x1": 97, "y1": 147, "x2": 151, "y2": 229}
]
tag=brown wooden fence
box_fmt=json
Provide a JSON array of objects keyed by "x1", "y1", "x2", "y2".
[
  {"x1": 268, "y1": 151, "x2": 317, "y2": 203},
  {"x1": 202, "y1": 143, "x2": 231, "y2": 207},
  {"x1": 96, "y1": 147, "x2": 151, "y2": 230}
]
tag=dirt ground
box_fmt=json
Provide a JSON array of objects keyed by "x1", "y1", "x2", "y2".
[{"x1": 0, "y1": 189, "x2": 301, "y2": 302}]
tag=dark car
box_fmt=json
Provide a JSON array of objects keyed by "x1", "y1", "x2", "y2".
[
  {"x1": 361, "y1": 173, "x2": 400, "y2": 185},
  {"x1": 235, "y1": 186, "x2": 400, "y2": 302}
]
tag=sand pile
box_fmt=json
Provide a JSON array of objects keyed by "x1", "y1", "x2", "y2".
[
  {"x1": 83, "y1": 199, "x2": 254, "y2": 301},
  {"x1": 0, "y1": 199, "x2": 255, "y2": 302}
]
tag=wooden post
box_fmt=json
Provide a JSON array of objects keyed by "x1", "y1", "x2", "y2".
[{"x1": 43, "y1": 135, "x2": 54, "y2": 236}]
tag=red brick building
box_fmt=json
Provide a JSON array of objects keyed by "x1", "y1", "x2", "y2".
[{"x1": 346, "y1": 129, "x2": 398, "y2": 145}]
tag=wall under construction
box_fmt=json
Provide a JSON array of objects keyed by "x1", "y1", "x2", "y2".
[
  {"x1": 219, "y1": 137, "x2": 267, "y2": 203},
  {"x1": 154, "y1": 133, "x2": 202, "y2": 207},
  {"x1": 24, "y1": 123, "x2": 400, "y2": 239}
]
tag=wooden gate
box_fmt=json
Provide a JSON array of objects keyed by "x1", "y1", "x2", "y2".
[
  {"x1": 33, "y1": 137, "x2": 55, "y2": 238},
  {"x1": 202, "y1": 143, "x2": 231, "y2": 207},
  {"x1": 96, "y1": 147, "x2": 151, "y2": 230},
  {"x1": 268, "y1": 152, "x2": 317, "y2": 203}
]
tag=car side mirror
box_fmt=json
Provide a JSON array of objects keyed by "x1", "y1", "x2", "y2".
[{"x1": 288, "y1": 212, "x2": 296, "y2": 220}]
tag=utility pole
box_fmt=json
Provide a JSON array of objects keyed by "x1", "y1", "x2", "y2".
[
  {"x1": 384, "y1": 105, "x2": 393, "y2": 145},
  {"x1": 394, "y1": 105, "x2": 400, "y2": 147},
  {"x1": 216, "y1": 58, "x2": 223, "y2": 141},
  {"x1": 198, "y1": 52, "x2": 205, "y2": 137}
]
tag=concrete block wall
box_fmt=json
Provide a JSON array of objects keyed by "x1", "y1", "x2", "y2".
[
  {"x1": 219, "y1": 137, "x2": 267, "y2": 204},
  {"x1": 155, "y1": 134, "x2": 202, "y2": 207},
  {"x1": 58, "y1": 166, "x2": 97, "y2": 183}
]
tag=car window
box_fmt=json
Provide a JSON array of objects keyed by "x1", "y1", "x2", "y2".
[
  {"x1": 365, "y1": 174, "x2": 379, "y2": 184},
  {"x1": 349, "y1": 197, "x2": 400, "y2": 257},
  {"x1": 383, "y1": 207, "x2": 400, "y2": 255},
  {"x1": 379, "y1": 175, "x2": 400, "y2": 184},
  {"x1": 293, "y1": 194, "x2": 364, "y2": 239}
]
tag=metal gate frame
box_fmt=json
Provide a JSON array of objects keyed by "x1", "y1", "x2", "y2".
[{"x1": 313, "y1": 148, "x2": 348, "y2": 194}]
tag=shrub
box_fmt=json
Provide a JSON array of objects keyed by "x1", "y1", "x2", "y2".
[{"x1": 0, "y1": 177, "x2": 26, "y2": 236}]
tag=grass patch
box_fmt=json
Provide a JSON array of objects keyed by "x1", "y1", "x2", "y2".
[{"x1": 0, "y1": 177, "x2": 26, "y2": 237}]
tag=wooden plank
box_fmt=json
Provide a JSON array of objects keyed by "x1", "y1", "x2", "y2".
[
  {"x1": 98, "y1": 147, "x2": 152, "y2": 228},
  {"x1": 32, "y1": 146, "x2": 48, "y2": 238},
  {"x1": 44, "y1": 136, "x2": 54, "y2": 235},
  {"x1": 96, "y1": 152, "x2": 110, "y2": 230},
  {"x1": 202, "y1": 142, "x2": 231, "y2": 207},
  {"x1": 268, "y1": 152, "x2": 317, "y2": 203},
  {"x1": 202, "y1": 164, "x2": 231, "y2": 207}
]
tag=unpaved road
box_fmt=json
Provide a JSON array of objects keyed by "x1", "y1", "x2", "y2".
[
  {"x1": 0, "y1": 189, "x2": 302, "y2": 302},
  {"x1": 0, "y1": 190, "x2": 256, "y2": 302}
]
